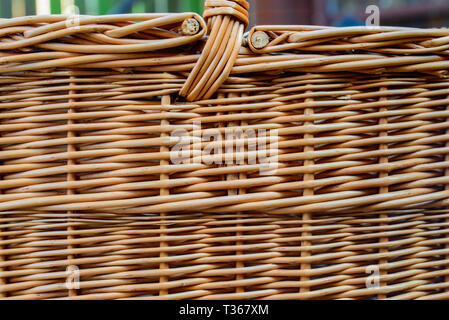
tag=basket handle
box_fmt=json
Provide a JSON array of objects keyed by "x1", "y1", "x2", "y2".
[{"x1": 179, "y1": 0, "x2": 249, "y2": 101}]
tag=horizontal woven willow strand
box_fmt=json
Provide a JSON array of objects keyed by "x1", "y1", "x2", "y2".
[
  {"x1": 1, "y1": 6, "x2": 449, "y2": 299},
  {"x1": 0, "y1": 209, "x2": 448, "y2": 299}
]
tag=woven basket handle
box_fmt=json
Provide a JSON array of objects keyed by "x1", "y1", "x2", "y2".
[{"x1": 179, "y1": 0, "x2": 249, "y2": 101}]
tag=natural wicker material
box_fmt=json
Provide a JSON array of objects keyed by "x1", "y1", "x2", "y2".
[{"x1": 1, "y1": 1, "x2": 449, "y2": 299}]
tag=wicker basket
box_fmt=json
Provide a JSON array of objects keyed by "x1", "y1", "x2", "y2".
[{"x1": 1, "y1": 1, "x2": 449, "y2": 300}]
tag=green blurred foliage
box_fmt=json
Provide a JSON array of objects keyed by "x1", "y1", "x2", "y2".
[{"x1": 0, "y1": 0, "x2": 204, "y2": 18}]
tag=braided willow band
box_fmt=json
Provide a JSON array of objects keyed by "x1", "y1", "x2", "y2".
[{"x1": 180, "y1": 0, "x2": 249, "y2": 101}]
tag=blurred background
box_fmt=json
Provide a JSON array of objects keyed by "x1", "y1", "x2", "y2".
[{"x1": 0, "y1": 0, "x2": 448, "y2": 28}]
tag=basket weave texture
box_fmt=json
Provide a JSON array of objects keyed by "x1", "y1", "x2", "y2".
[{"x1": 2, "y1": 1, "x2": 449, "y2": 299}]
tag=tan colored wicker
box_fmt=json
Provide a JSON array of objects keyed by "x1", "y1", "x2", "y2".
[{"x1": 1, "y1": 0, "x2": 449, "y2": 299}]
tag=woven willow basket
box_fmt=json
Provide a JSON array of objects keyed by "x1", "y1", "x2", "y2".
[{"x1": 2, "y1": 1, "x2": 449, "y2": 300}]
